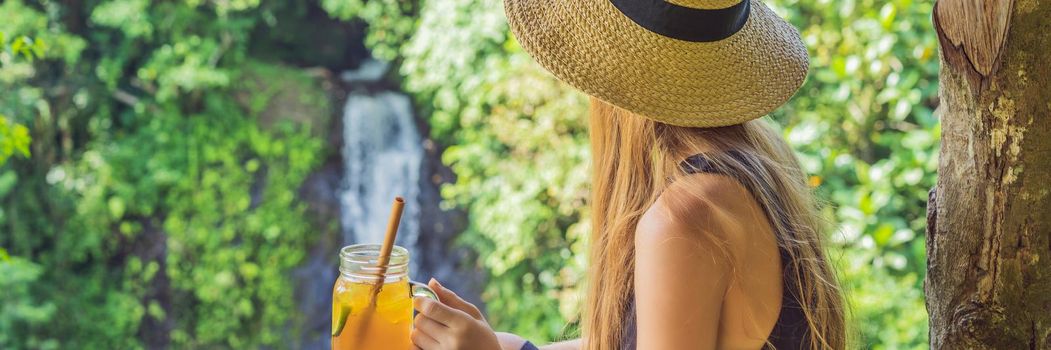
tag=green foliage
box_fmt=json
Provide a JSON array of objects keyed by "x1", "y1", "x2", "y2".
[
  {"x1": 0, "y1": 32, "x2": 46, "y2": 63},
  {"x1": 391, "y1": 0, "x2": 591, "y2": 340},
  {"x1": 342, "y1": 0, "x2": 937, "y2": 346},
  {"x1": 321, "y1": 0, "x2": 418, "y2": 60},
  {"x1": 0, "y1": 115, "x2": 31, "y2": 166},
  {"x1": 0, "y1": 250, "x2": 57, "y2": 350},
  {"x1": 1, "y1": 0, "x2": 329, "y2": 348},
  {"x1": 0, "y1": 1, "x2": 86, "y2": 66},
  {"x1": 0, "y1": 19, "x2": 61, "y2": 349},
  {"x1": 0, "y1": 28, "x2": 45, "y2": 167},
  {"x1": 840, "y1": 247, "x2": 929, "y2": 349},
  {"x1": 46, "y1": 101, "x2": 323, "y2": 348},
  {"x1": 773, "y1": 0, "x2": 938, "y2": 347}
]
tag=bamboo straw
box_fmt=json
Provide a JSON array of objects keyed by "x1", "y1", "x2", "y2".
[
  {"x1": 351, "y1": 197, "x2": 405, "y2": 346},
  {"x1": 368, "y1": 196, "x2": 405, "y2": 306}
]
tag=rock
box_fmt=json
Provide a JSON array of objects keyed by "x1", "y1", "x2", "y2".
[{"x1": 233, "y1": 61, "x2": 336, "y2": 139}]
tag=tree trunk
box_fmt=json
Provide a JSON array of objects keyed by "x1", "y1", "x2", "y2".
[{"x1": 926, "y1": 0, "x2": 1051, "y2": 349}]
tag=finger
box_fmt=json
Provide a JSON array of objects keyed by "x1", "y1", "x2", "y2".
[
  {"x1": 411, "y1": 328, "x2": 440, "y2": 350},
  {"x1": 415, "y1": 314, "x2": 457, "y2": 345},
  {"x1": 414, "y1": 296, "x2": 469, "y2": 327},
  {"x1": 430, "y1": 278, "x2": 484, "y2": 320},
  {"x1": 414, "y1": 313, "x2": 448, "y2": 334}
]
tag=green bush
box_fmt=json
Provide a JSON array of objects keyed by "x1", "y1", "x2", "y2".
[
  {"x1": 0, "y1": 31, "x2": 40, "y2": 166},
  {"x1": 0, "y1": 251, "x2": 57, "y2": 350},
  {"x1": 1, "y1": 0, "x2": 327, "y2": 348}
]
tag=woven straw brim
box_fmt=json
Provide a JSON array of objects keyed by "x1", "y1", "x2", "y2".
[{"x1": 505, "y1": 0, "x2": 809, "y2": 127}]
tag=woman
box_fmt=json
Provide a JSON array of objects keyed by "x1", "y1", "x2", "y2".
[{"x1": 410, "y1": 0, "x2": 846, "y2": 349}]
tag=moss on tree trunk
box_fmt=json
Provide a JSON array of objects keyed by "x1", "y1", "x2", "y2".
[{"x1": 926, "y1": 0, "x2": 1051, "y2": 348}]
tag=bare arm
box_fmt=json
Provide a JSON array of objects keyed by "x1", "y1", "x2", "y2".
[
  {"x1": 633, "y1": 181, "x2": 735, "y2": 350},
  {"x1": 495, "y1": 332, "x2": 527, "y2": 350}
]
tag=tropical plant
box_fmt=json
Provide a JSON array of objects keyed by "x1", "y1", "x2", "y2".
[{"x1": 1, "y1": 1, "x2": 329, "y2": 348}]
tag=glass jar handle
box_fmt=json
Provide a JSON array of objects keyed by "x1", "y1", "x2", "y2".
[{"x1": 410, "y1": 281, "x2": 438, "y2": 301}]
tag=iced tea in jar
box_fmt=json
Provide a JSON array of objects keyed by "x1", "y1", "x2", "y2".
[{"x1": 331, "y1": 244, "x2": 436, "y2": 350}]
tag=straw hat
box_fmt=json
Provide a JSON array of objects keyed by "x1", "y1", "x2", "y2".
[{"x1": 505, "y1": 0, "x2": 809, "y2": 127}]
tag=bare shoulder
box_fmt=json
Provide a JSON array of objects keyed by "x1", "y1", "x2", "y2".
[{"x1": 636, "y1": 173, "x2": 761, "y2": 247}]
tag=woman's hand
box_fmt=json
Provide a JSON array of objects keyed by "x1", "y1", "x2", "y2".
[{"x1": 412, "y1": 279, "x2": 502, "y2": 350}]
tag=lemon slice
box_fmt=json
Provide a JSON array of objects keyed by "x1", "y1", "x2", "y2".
[{"x1": 332, "y1": 303, "x2": 352, "y2": 337}]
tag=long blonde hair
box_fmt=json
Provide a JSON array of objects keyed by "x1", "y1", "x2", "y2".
[{"x1": 583, "y1": 98, "x2": 846, "y2": 349}]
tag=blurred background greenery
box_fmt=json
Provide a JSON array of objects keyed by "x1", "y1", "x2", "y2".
[{"x1": 0, "y1": 0, "x2": 936, "y2": 349}]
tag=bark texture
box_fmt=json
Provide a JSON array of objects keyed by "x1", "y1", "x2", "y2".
[{"x1": 926, "y1": 0, "x2": 1051, "y2": 349}]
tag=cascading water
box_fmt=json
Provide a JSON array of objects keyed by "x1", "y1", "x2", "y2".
[{"x1": 340, "y1": 91, "x2": 422, "y2": 267}]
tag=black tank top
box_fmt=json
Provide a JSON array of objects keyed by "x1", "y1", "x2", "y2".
[{"x1": 620, "y1": 151, "x2": 808, "y2": 350}]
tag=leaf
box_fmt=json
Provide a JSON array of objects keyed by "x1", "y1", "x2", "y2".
[
  {"x1": 108, "y1": 196, "x2": 126, "y2": 219},
  {"x1": 0, "y1": 171, "x2": 17, "y2": 196}
]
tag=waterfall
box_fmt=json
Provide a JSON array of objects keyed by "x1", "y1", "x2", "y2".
[{"x1": 340, "y1": 92, "x2": 422, "y2": 260}]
